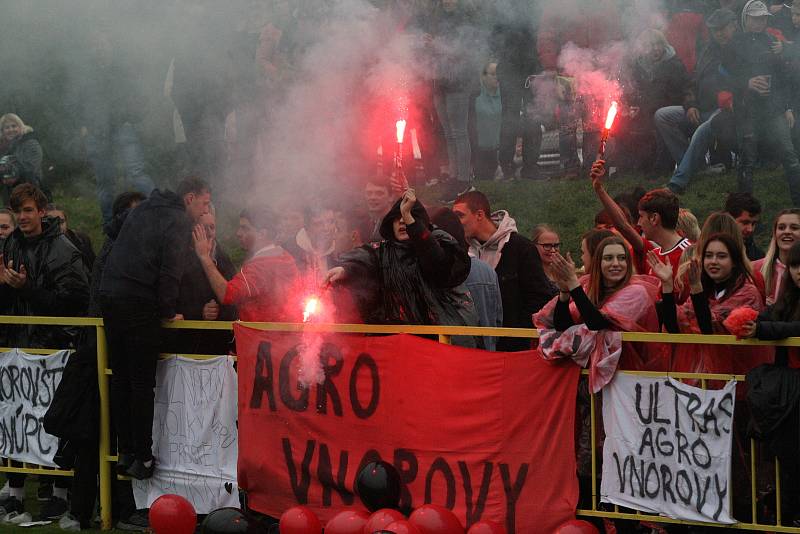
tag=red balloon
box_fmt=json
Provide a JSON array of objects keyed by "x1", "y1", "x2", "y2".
[
  {"x1": 363, "y1": 508, "x2": 406, "y2": 534},
  {"x1": 279, "y1": 506, "x2": 322, "y2": 534},
  {"x1": 325, "y1": 509, "x2": 371, "y2": 534},
  {"x1": 408, "y1": 505, "x2": 464, "y2": 534},
  {"x1": 555, "y1": 519, "x2": 600, "y2": 534},
  {"x1": 466, "y1": 520, "x2": 506, "y2": 534},
  {"x1": 148, "y1": 494, "x2": 196, "y2": 534},
  {"x1": 384, "y1": 519, "x2": 423, "y2": 534}
]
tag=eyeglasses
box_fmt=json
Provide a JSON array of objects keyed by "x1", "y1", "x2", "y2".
[{"x1": 536, "y1": 242, "x2": 561, "y2": 251}]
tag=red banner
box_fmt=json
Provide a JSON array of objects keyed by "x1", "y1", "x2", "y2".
[{"x1": 235, "y1": 325, "x2": 581, "y2": 533}]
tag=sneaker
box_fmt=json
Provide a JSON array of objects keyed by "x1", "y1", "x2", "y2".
[
  {"x1": 39, "y1": 496, "x2": 68, "y2": 520},
  {"x1": 58, "y1": 513, "x2": 82, "y2": 531},
  {"x1": 117, "y1": 509, "x2": 149, "y2": 532},
  {"x1": 0, "y1": 495, "x2": 24, "y2": 515},
  {"x1": 116, "y1": 452, "x2": 135, "y2": 477},
  {"x1": 126, "y1": 458, "x2": 155, "y2": 480},
  {"x1": 664, "y1": 182, "x2": 686, "y2": 195},
  {"x1": 2, "y1": 510, "x2": 33, "y2": 525},
  {"x1": 37, "y1": 483, "x2": 53, "y2": 502}
]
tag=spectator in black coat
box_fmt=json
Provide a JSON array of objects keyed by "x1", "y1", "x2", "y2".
[
  {"x1": 453, "y1": 190, "x2": 556, "y2": 351},
  {"x1": 723, "y1": 0, "x2": 800, "y2": 204},
  {"x1": 167, "y1": 207, "x2": 237, "y2": 355},
  {"x1": 0, "y1": 113, "x2": 44, "y2": 205},
  {"x1": 655, "y1": 8, "x2": 737, "y2": 194},
  {"x1": 46, "y1": 203, "x2": 96, "y2": 272},
  {"x1": 99, "y1": 177, "x2": 211, "y2": 480},
  {"x1": 0, "y1": 184, "x2": 89, "y2": 518},
  {"x1": 620, "y1": 29, "x2": 692, "y2": 171}
]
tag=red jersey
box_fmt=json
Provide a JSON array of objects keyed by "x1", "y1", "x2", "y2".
[
  {"x1": 635, "y1": 237, "x2": 693, "y2": 279},
  {"x1": 223, "y1": 246, "x2": 299, "y2": 322}
]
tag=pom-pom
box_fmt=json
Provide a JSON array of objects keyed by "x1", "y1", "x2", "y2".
[{"x1": 723, "y1": 307, "x2": 758, "y2": 337}]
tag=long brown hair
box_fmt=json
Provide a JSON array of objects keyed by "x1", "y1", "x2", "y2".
[{"x1": 588, "y1": 236, "x2": 633, "y2": 306}]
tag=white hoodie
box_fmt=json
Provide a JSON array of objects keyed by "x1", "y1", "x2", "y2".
[{"x1": 468, "y1": 210, "x2": 517, "y2": 269}]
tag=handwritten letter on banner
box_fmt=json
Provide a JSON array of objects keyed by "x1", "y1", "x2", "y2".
[
  {"x1": 134, "y1": 356, "x2": 238, "y2": 514},
  {"x1": 601, "y1": 374, "x2": 736, "y2": 524},
  {"x1": 0, "y1": 349, "x2": 69, "y2": 467}
]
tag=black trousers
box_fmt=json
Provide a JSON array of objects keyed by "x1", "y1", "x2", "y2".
[{"x1": 100, "y1": 296, "x2": 161, "y2": 461}]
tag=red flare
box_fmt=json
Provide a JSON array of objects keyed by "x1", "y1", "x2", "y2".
[
  {"x1": 604, "y1": 101, "x2": 618, "y2": 131},
  {"x1": 395, "y1": 119, "x2": 407, "y2": 144}
]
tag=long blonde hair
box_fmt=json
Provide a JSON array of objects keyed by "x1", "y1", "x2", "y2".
[{"x1": 762, "y1": 209, "x2": 800, "y2": 293}]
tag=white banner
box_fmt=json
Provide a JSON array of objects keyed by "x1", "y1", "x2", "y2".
[
  {"x1": 133, "y1": 356, "x2": 239, "y2": 513},
  {"x1": 0, "y1": 349, "x2": 69, "y2": 467},
  {"x1": 601, "y1": 374, "x2": 736, "y2": 524}
]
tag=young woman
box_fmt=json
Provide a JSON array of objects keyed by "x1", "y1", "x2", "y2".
[
  {"x1": 740, "y1": 240, "x2": 800, "y2": 367},
  {"x1": 651, "y1": 232, "x2": 769, "y2": 374},
  {"x1": 0, "y1": 113, "x2": 43, "y2": 205},
  {"x1": 753, "y1": 209, "x2": 800, "y2": 305},
  {"x1": 532, "y1": 224, "x2": 561, "y2": 289},
  {"x1": 535, "y1": 235, "x2": 666, "y2": 391},
  {"x1": 325, "y1": 189, "x2": 479, "y2": 345},
  {"x1": 578, "y1": 228, "x2": 615, "y2": 275}
]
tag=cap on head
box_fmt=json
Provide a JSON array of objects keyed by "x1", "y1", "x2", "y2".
[
  {"x1": 742, "y1": 0, "x2": 771, "y2": 20},
  {"x1": 706, "y1": 8, "x2": 737, "y2": 29}
]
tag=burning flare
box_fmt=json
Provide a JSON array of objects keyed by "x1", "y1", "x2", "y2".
[
  {"x1": 303, "y1": 297, "x2": 320, "y2": 323},
  {"x1": 395, "y1": 119, "x2": 407, "y2": 144},
  {"x1": 604, "y1": 101, "x2": 618, "y2": 131}
]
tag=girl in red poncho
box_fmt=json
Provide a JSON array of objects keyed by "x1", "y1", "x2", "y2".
[
  {"x1": 652, "y1": 232, "x2": 769, "y2": 375},
  {"x1": 535, "y1": 235, "x2": 667, "y2": 393},
  {"x1": 753, "y1": 209, "x2": 800, "y2": 305}
]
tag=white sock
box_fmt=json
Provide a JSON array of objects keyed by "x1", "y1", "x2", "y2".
[
  {"x1": 9, "y1": 486, "x2": 24, "y2": 500},
  {"x1": 53, "y1": 487, "x2": 68, "y2": 500},
  {"x1": 143, "y1": 459, "x2": 153, "y2": 468}
]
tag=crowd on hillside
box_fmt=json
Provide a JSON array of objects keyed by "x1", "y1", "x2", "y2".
[{"x1": 3, "y1": 0, "x2": 800, "y2": 532}]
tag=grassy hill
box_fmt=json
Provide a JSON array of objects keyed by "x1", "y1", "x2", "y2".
[{"x1": 53, "y1": 166, "x2": 791, "y2": 269}]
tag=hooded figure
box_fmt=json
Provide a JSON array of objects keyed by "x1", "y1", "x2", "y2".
[{"x1": 329, "y1": 191, "x2": 479, "y2": 345}]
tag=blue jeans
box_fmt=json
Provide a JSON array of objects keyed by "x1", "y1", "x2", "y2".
[
  {"x1": 654, "y1": 106, "x2": 718, "y2": 189},
  {"x1": 85, "y1": 122, "x2": 155, "y2": 224},
  {"x1": 434, "y1": 91, "x2": 472, "y2": 182}
]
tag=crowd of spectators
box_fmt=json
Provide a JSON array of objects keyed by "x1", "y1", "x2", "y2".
[{"x1": 4, "y1": 0, "x2": 800, "y2": 532}]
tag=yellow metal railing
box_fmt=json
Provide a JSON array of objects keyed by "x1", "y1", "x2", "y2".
[{"x1": 1, "y1": 316, "x2": 799, "y2": 530}]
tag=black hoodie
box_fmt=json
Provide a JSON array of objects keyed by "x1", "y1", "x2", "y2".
[{"x1": 100, "y1": 189, "x2": 193, "y2": 318}]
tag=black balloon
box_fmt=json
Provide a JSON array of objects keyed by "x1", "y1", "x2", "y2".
[
  {"x1": 355, "y1": 460, "x2": 402, "y2": 512},
  {"x1": 201, "y1": 508, "x2": 261, "y2": 534}
]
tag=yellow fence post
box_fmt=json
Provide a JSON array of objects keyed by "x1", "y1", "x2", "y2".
[{"x1": 96, "y1": 323, "x2": 113, "y2": 530}]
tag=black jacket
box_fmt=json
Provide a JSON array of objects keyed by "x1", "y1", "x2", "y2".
[
  {"x1": 685, "y1": 40, "x2": 729, "y2": 113},
  {"x1": 722, "y1": 30, "x2": 791, "y2": 119},
  {"x1": 100, "y1": 189, "x2": 192, "y2": 318},
  {"x1": 89, "y1": 207, "x2": 131, "y2": 316},
  {"x1": 0, "y1": 217, "x2": 89, "y2": 348},
  {"x1": 495, "y1": 233, "x2": 557, "y2": 351},
  {"x1": 630, "y1": 49, "x2": 692, "y2": 119},
  {"x1": 340, "y1": 199, "x2": 479, "y2": 337}
]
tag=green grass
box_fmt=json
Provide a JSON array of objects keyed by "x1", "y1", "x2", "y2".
[
  {"x1": 52, "y1": 167, "x2": 790, "y2": 272},
  {"x1": 419, "y1": 166, "x2": 786, "y2": 259}
]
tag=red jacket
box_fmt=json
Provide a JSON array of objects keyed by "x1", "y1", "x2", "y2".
[{"x1": 223, "y1": 247, "x2": 299, "y2": 322}]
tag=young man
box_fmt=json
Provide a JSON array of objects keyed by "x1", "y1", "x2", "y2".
[
  {"x1": 363, "y1": 178, "x2": 393, "y2": 242},
  {"x1": 193, "y1": 206, "x2": 299, "y2": 322},
  {"x1": 453, "y1": 190, "x2": 554, "y2": 351},
  {"x1": 0, "y1": 184, "x2": 89, "y2": 519},
  {"x1": 99, "y1": 177, "x2": 211, "y2": 480},
  {"x1": 591, "y1": 160, "x2": 692, "y2": 278},
  {"x1": 723, "y1": 0, "x2": 800, "y2": 204},
  {"x1": 655, "y1": 8, "x2": 738, "y2": 194},
  {"x1": 282, "y1": 204, "x2": 339, "y2": 283},
  {"x1": 46, "y1": 203, "x2": 96, "y2": 271},
  {"x1": 725, "y1": 191, "x2": 765, "y2": 260}
]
